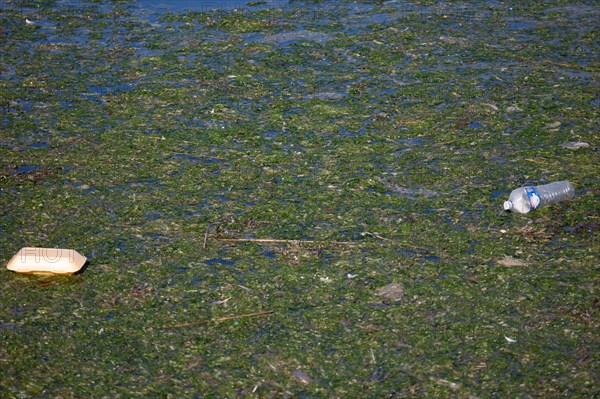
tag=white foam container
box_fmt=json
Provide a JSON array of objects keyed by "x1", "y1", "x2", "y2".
[{"x1": 6, "y1": 247, "x2": 87, "y2": 275}]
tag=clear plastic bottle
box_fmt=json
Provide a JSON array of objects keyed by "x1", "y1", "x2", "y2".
[{"x1": 503, "y1": 181, "x2": 575, "y2": 213}]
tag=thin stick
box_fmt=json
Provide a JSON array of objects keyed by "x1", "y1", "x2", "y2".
[
  {"x1": 217, "y1": 238, "x2": 357, "y2": 245},
  {"x1": 525, "y1": 158, "x2": 547, "y2": 164},
  {"x1": 217, "y1": 237, "x2": 428, "y2": 250},
  {"x1": 203, "y1": 224, "x2": 210, "y2": 249},
  {"x1": 362, "y1": 231, "x2": 391, "y2": 241},
  {"x1": 215, "y1": 310, "x2": 273, "y2": 322},
  {"x1": 163, "y1": 310, "x2": 274, "y2": 329}
]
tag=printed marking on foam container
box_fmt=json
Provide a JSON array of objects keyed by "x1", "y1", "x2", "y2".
[{"x1": 19, "y1": 247, "x2": 76, "y2": 264}]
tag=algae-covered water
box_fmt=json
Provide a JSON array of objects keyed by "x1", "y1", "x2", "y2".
[{"x1": 1, "y1": 0, "x2": 598, "y2": 397}]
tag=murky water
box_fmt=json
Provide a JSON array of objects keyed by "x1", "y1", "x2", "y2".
[{"x1": 1, "y1": 1, "x2": 598, "y2": 398}]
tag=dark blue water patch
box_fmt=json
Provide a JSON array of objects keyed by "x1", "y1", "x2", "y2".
[
  {"x1": 563, "y1": 222, "x2": 600, "y2": 236},
  {"x1": 393, "y1": 247, "x2": 420, "y2": 260},
  {"x1": 16, "y1": 134, "x2": 45, "y2": 144},
  {"x1": 1, "y1": 117, "x2": 12, "y2": 130},
  {"x1": 505, "y1": 19, "x2": 538, "y2": 30},
  {"x1": 213, "y1": 194, "x2": 231, "y2": 203},
  {"x1": 339, "y1": 126, "x2": 362, "y2": 137},
  {"x1": 263, "y1": 249, "x2": 276, "y2": 259},
  {"x1": 249, "y1": 327, "x2": 273, "y2": 344},
  {"x1": 133, "y1": 46, "x2": 164, "y2": 58},
  {"x1": 116, "y1": 237, "x2": 128, "y2": 253},
  {"x1": 15, "y1": 165, "x2": 42, "y2": 174},
  {"x1": 30, "y1": 142, "x2": 50, "y2": 149},
  {"x1": 490, "y1": 156, "x2": 507, "y2": 166},
  {"x1": 381, "y1": 86, "x2": 398, "y2": 96},
  {"x1": 204, "y1": 258, "x2": 236, "y2": 267},
  {"x1": 339, "y1": 120, "x2": 370, "y2": 137},
  {"x1": 468, "y1": 121, "x2": 484, "y2": 129},
  {"x1": 242, "y1": 31, "x2": 266, "y2": 44},
  {"x1": 4, "y1": 100, "x2": 33, "y2": 112},
  {"x1": 181, "y1": 200, "x2": 211, "y2": 217},
  {"x1": 261, "y1": 130, "x2": 283, "y2": 140},
  {"x1": 393, "y1": 136, "x2": 430, "y2": 152},
  {"x1": 465, "y1": 239, "x2": 478, "y2": 255},
  {"x1": 424, "y1": 255, "x2": 441, "y2": 264},
  {"x1": 145, "y1": 212, "x2": 163, "y2": 220},
  {"x1": 60, "y1": 100, "x2": 76, "y2": 109},
  {"x1": 491, "y1": 189, "x2": 506, "y2": 200}
]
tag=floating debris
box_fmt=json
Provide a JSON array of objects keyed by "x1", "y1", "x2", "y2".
[
  {"x1": 375, "y1": 283, "x2": 404, "y2": 302},
  {"x1": 545, "y1": 121, "x2": 562, "y2": 130},
  {"x1": 292, "y1": 369, "x2": 312, "y2": 385},
  {"x1": 481, "y1": 102, "x2": 499, "y2": 111},
  {"x1": 561, "y1": 141, "x2": 590, "y2": 150},
  {"x1": 506, "y1": 105, "x2": 523, "y2": 113},
  {"x1": 438, "y1": 35, "x2": 466, "y2": 45},
  {"x1": 6, "y1": 247, "x2": 87, "y2": 275},
  {"x1": 130, "y1": 282, "x2": 154, "y2": 298},
  {"x1": 163, "y1": 311, "x2": 274, "y2": 328},
  {"x1": 503, "y1": 181, "x2": 574, "y2": 214},
  {"x1": 432, "y1": 378, "x2": 461, "y2": 390},
  {"x1": 497, "y1": 255, "x2": 527, "y2": 267}
]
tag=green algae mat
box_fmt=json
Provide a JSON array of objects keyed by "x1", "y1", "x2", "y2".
[{"x1": 1, "y1": 0, "x2": 598, "y2": 397}]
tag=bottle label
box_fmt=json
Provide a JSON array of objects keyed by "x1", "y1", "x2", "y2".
[{"x1": 525, "y1": 187, "x2": 541, "y2": 209}]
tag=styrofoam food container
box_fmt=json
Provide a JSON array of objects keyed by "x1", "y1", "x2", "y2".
[{"x1": 6, "y1": 247, "x2": 87, "y2": 275}]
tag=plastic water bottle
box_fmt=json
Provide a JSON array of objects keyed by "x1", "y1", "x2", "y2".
[{"x1": 503, "y1": 181, "x2": 575, "y2": 213}]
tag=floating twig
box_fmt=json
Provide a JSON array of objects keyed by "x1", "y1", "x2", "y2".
[
  {"x1": 216, "y1": 237, "x2": 357, "y2": 246},
  {"x1": 216, "y1": 236, "x2": 429, "y2": 250},
  {"x1": 163, "y1": 310, "x2": 274, "y2": 328},
  {"x1": 524, "y1": 158, "x2": 545, "y2": 164},
  {"x1": 361, "y1": 231, "x2": 391, "y2": 241},
  {"x1": 203, "y1": 224, "x2": 210, "y2": 249},
  {"x1": 214, "y1": 310, "x2": 273, "y2": 322}
]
